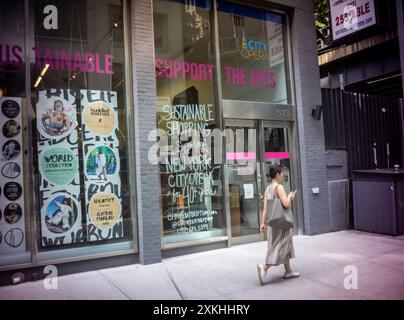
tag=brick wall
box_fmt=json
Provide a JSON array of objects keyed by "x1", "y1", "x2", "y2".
[
  {"x1": 285, "y1": 0, "x2": 332, "y2": 234},
  {"x1": 130, "y1": 0, "x2": 162, "y2": 264}
]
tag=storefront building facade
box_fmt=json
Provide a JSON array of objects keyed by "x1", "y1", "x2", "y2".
[{"x1": 0, "y1": 0, "x2": 331, "y2": 277}]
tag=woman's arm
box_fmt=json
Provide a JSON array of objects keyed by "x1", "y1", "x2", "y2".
[
  {"x1": 260, "y1": 187, "x2": 268, "y2": 232},
  {"x1": 276, "y1": 185, "x2": 295, "y2": 208}
]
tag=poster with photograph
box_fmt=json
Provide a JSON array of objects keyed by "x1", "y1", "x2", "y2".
[
  {"x1": 80, "y1": 90, "x2": 123, "y2": 241},
  {"x1": 0, "y1": 97, "x2": 26, "y2": 254},
  {"x1": 36, "y1": 89, "x2": 83, "y2": 247}
]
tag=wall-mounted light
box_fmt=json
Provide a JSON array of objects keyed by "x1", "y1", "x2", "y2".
[{"x1": 311, "y1": 105, "x2": 323, "y2": 120}]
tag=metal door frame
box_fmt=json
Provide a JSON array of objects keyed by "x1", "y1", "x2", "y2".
[
  {"x1": 223, "y1": 119, "x2": 302, "y2": 246},
  {"x1": 223, "y1": 119, "x2": 263, "y2": 245}
]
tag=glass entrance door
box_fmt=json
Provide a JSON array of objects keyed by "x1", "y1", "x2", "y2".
[
  {"x1": 262, "y1": 124, "x2": 291, "y2": 194},
  {"x1": 225, "y1": 120, "x2": 262, "y2": 243},
  {"x1": 261, "y1": 121, "x2": 298, "y2": 234},
  {"x1": 225, "y1": 119, "x2": 296, "y2": 243}
]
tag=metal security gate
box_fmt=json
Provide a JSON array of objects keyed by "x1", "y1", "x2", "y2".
[
  {"x1": 322, "y1": 88, "x2": 403, "y2": 227},
  {"x1": 322, "y1": 88, "x2": 403, "y2": 174}
]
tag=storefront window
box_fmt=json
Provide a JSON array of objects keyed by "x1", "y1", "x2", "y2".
[
  {"x1": 29, "y1": 0, "x2": 134, "y2": 259},
  {"x1": 0, "y1": 0, "x2": 25, "y2": 98},
  {"x1": 153, "y1": 0, "x2": 226, "y2": 245},
  {"x1": 0, "y1": 0, "x2": 31, "y2": 267},
  {"x1": 218, "y1": 1, "x2": 290, "y2": 104}
]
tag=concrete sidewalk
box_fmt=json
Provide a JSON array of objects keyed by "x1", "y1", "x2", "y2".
[{"x1": 0, "y1": 230, "x2": 404, "y2": 300}]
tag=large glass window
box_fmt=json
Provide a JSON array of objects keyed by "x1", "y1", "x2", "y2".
[
  {"x1": 218, "y1": 1, "x2": 290, "y2": 104},
  {"x1": 1, "y1": 0, "x2": 135, "y2": 268},
  {"x1": 29, "y1": 0, "x2": 134, "y2": 260},
  {"x1": 0, "y1": 0, "x2": 31, "y2": 267},
  {"x1": 153, "y1": 0, "x2": 226, "y2": 245},
  {"x1": 0, "y1": 0, "x2": 25, "y2": 98}
]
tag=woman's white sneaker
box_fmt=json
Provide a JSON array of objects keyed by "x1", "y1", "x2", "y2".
[
  {"x1": 257, "y1": 264, "x2": 266, "y2": 285},
  {"x1": 283, "y1": 271, "x2": 300, "y2": 279}
]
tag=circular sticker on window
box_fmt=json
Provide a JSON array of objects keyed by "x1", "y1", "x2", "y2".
[
  {"x1": 1, "y1": 100, "x2": 20, "y2": 119},
  {"x1": 40, "y1": 148, "x2": 78, "y2": 185},
  {"x1": 4, "y1": 182, "x2": 22, "y2": 201},
  {"x1": 37, "y1": 97, "x2": 76, "y2": 139},
  {"x1": 2, "y1": 140, "x2": 21, "y2": 161},
  {"x1": 4, "y1": 228, "x2": 24, "y2": 248},
  {"x1": 85, "y1": 145, "x2": 119, "y2": 182},
  {"x1": 1, "y1": 162, "x2": 21, "y2": 179},
  {"x1": 45, "y1": 194, "x2": 79, "y2": 234},
  {"x1": 4, "y1": 203, "x2": 22, "y2": 224},
  {"x1": 89, "y1": 193, "x2": 121, "y2": 230},
  {"x1": 2, "y1": 120, "x2": 21, "y2": 138},
  {"x1": 82, "y1": 102, "x2": 116, "y2": 136}
]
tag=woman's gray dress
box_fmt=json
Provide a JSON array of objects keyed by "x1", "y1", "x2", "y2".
[{"x1": 264, "y1": 183, "x2": 295, "y2": 265}]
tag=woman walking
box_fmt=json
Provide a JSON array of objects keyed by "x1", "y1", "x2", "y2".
[{"x1": 257, "y1": 164, "x2": 299, "y2": 285}]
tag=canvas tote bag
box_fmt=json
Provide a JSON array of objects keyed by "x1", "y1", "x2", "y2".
[{"x1": 267, "y1": 184, "x2": 294, "y2": 230}]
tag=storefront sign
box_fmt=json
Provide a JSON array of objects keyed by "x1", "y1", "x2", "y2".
[
  {"x1": 330, "y1": 0, "x2": 376, "y2": 40},
  {"x1": 32, "y1": 48, "x2": 114, "y2": 74},
  {"x1": 0, "y1": 97, "x2": 26, "y2": 254},
  {"x1": 155, "y1": 59, "x2": 279, "y2": 89},
  {"x1": 0, "y1": 43, "x2": 23, "y2": 69},
  {"x1": 160, "y1": 102, "x2": 219, "y2": 236},
  {"x1": 37, "y1": 89, "x2": 83, "y2": 247},
  {"x1": 241, "y1": 39, "x2": 268, "y2": 61},
  {"x1": 80, "y1": 90, "x2": 123, "y2": 242},
  {"x1": 223, "y1": 66, "x2": 277, "y2": 88},
  {"x1": 156, "y1": 59, "x2": 214, "y2": 81}
]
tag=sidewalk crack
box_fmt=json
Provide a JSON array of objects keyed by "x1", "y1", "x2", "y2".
[
  {"x1": 164, "y1": 264, "x2": 186, "y2": 300},
  {"x1": 97, "y1": 271, "x2": 132, "y2": 300}
]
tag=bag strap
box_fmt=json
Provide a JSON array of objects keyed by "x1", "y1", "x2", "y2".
[{"x1": 273, "y1": 184, "x2": 280, "y2": 199}]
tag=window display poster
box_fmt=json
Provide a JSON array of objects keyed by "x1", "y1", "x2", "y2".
[
  {"x1": 80, "y1": 90, "x2": 123, "y2": 241},
  {"x1": 0, "y1": 97, "x2": 26, "y2": 254},
  {"x1": 36, "y1": 89, "x2": 83, "y2": 247}
]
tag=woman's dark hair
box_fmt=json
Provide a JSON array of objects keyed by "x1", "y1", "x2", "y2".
[{"x1": 266, "y1": 164, "x2": 283, "y2": 179}]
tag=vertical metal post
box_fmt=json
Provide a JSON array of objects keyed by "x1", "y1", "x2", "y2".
[
  {"x1": 123, "y1": 0, "x2": 139, "y2": 253},
  {"x1": 212, "y1": 0, "x2": 232, "y2": 246},
  {"x1": 24, "y1": 0, "x2": 38, "y2": 267}
]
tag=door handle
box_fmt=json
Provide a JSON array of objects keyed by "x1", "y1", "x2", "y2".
[{"x1": 259, "y1": 193, "x2": 264, "y2": 200}]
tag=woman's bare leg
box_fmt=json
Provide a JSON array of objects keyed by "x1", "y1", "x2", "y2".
[
  {"x1": 264, "y1": 264, "x2": 274, "y2": 271},
  {"x1": 283, "y1": 260, "x2": 292, "y2": 273}
]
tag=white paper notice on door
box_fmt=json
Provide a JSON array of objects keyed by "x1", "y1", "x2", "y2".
[{"x1": 243, "y1": 183, "x2": 254, "y2": 199}]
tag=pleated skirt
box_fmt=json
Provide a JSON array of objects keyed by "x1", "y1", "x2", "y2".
[{"x1": 265, "y1": 226, "x2": 295, "y2": 265}]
